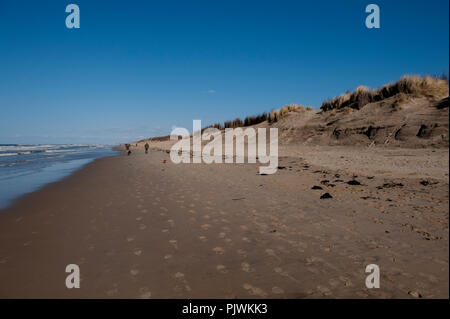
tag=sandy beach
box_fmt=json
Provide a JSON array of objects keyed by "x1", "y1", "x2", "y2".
[{"x1": 0, "y1": 144, "x2": 448, "y2": 298}]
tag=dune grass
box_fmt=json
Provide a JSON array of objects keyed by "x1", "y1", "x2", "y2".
[{"x1": 320, "y1": 75, "x2": 449, "y2": 112}]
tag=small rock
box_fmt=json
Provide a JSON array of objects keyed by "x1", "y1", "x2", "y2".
[
  {"x1": 311, "y1": 186, "x2": 323, "y2": 190},
  {"x1": 347, "y1": 180, "x2": 361, "y2": 186},
  {"x1": 408, "y1": 291, "x2": 422, "y2": 298},
  {"x1": 320, "y1": 193, "x2": 333, "y2": 199}
]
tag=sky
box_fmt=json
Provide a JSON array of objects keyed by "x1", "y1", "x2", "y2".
[{"x1": 0, "y1": 0, "x2": 448, "y2": 144}]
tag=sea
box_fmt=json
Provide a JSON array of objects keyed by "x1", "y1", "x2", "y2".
[{"x1": 0, "y1": 144, "x2": 119, "y2": 210}]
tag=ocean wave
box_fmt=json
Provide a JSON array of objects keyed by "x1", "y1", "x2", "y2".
[{"x1": 0, "y1": 153, "x2": 19, "y2": 157}]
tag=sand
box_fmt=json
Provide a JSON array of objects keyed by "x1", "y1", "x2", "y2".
[{"x1": 0, "y1": 143, "x2": 448, "y2": 298}]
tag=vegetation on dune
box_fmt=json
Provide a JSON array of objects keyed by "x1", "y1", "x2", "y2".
[
  {"x1": 168, "y1": 74, "x2": 449, "y2": 136},
  {"x1": 320, "y1": 75, "x2": 449, "y2": 112},
  {"x1": 203, "y1": 104, "x2": 314, "y2": 132}
]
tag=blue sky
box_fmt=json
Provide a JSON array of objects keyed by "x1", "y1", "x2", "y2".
[{"x1": 0, "y1": 0, "x2": 448, "y2": 144}]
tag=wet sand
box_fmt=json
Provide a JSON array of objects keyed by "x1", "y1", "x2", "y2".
[{"x1": 0, "y1": 146, "x2": 448, "y2": 298}]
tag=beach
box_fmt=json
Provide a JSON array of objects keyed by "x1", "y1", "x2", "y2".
[{"x1": 0, "y1": 144, "x2": 448, "y2": 298}]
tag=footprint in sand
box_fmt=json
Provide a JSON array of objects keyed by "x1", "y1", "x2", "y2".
[
  {"x1": 169, "y1": 239, "x2": 178, "y2": 249},
  {"x1": 243, "y1": 283, "x2": 267, "y2": 297},
  {"x1": 126, "y1": 236, "x2": 135, "y2": 242},
  {"x1": 167, "y1": 219, "x2": 175, "y2": 227},
  {"x1": 218, "y1": 232, "x2": 226, "y2": 239},
  {"x1": 136, "y1": 217, "x2": 143, "y2": 221},
  {"x1": 265, "y1": 249, "x2": 282, "y2": 261},
  {"x1": 133, "y1": 249, "x2": 142, "y2": 256},
  {"x1": 241, "y1": 262, "x2": 253, "y2": 273},
  {"x1": 162, "y1": 229, "x2": 169, "y2": 233},
  {"x1": 200, "y1": 224, "x2": 211, "y2": 230},
  {"x1": 139, "y1": 224, "x2": 147, "y2": 230},
  {"x1": 339, "y1": 276, "x2": 352, "y2": 287},
  {"x1": 212, "y1": 247, "x2": 225, "y2": 254},
  {"x1": 139, "y1": 287, "x2": 152, "y2": 299},
  {"x1": 130, "y1": 269, "x2": 139, "y2": 276},
  {"x1": 106, "y1": 287, "x2": 119, "y2": 296},
  {"x1": 236, "y1": 249, "x2": 247, "y2": 257},
  {"x1": 164, "y1": 254, "x2": 172, "y2": 260},
  {"x1": 216, "y1": 265, "x2": 228, "y2": 274},
  {"x1": 272, "y1": 287, "x2": 285, "y2": 294},
  {"x1": 198, "y1": 236, "x2": 207, "y2": 242},
  {"x1": 316, "y1": 285, "x2": 332, "y2": 296},
  {"x1": 173, "y1": 272, "x2": 192, "y2": 292}
]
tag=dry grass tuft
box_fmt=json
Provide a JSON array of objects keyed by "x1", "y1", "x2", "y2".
[
  {"x1": 268, "y1": 104, "x2": 313, "y2": 123},
  {"x1": 321, "y1": 75, "x2": 449, "y2": 112}
]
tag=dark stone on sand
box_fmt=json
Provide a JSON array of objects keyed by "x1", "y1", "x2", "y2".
[
  {"x1": 377, "y1": 182, "x2": 404, "y2": 189},
  {"x1": 278, "y1": 166, "x2": 286, "y2": 169},
  {"x1": 311, "y1": 185, "x2": 323, "y2": 190},
  {"x1": 419, "y1": 180, "x2": 437, "y2": 186},
  {"x1": 347, "y1": 180, "x2": 362, "y2": 185},
  {"x1": 320, "y1": 180, "x2": 330, "y2": 185},
  {"x1": 320, "y1": 193, "x2": 333, "y2": 199}
]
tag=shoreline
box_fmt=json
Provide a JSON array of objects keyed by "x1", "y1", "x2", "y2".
[
  {"x1": 0, "y1": 145, "x2": 448, "y2": 298},
  {"x1": 0, "y1": 154, "x2": 120, "y2": 214},
  {"x1": 0, "y1": 145, "x2": 121, "y2": 211}
]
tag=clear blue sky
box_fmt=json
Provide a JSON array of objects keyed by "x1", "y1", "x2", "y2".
[{"x1": 0, "y1": 0, "x2": 448, "y2": 144}]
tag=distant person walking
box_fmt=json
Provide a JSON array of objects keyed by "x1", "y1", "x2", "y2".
[
  {"x1": 144, "y1": 142, "x2": 149, "y2": 154},
  {"x1": 125, "y1": 143, "x2": 132, "y2": 156}
]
